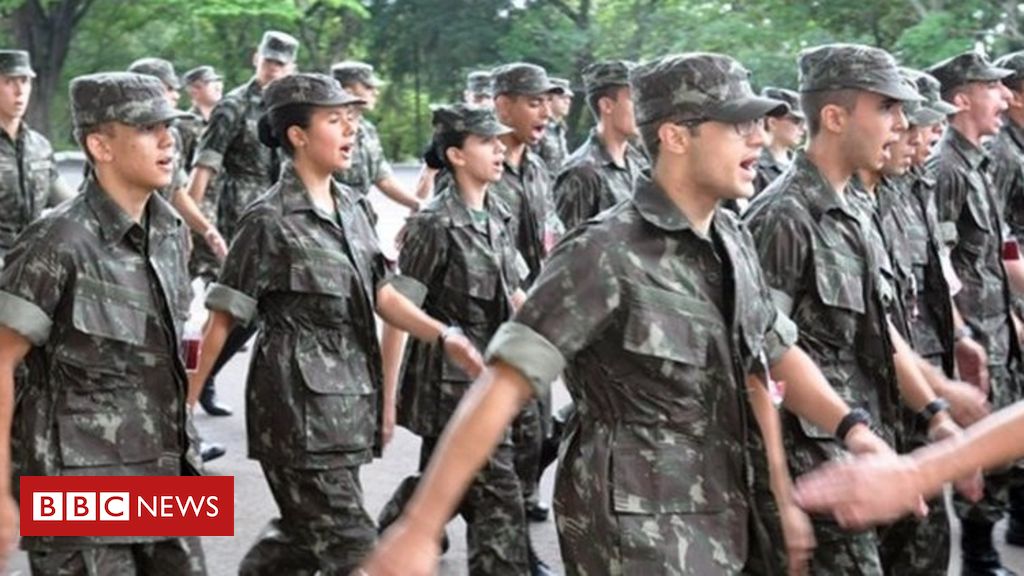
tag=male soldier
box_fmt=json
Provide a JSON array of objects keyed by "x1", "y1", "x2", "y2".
[
  {"x1": 186, "y1": 30, "x2": 298, "y2": 418},
  {"x1": 0, "y1": 50, "x2": 73, "y2": 268},
  {"x1": 927, "y1": 51, "x2": 1024, "y2": 575},
  {"x1": 554, "y1": 60, "x2": 647, "y2": 232},
  {"x1": 534, "y1": 77, "x2": 572, "y2": 175},
  {"x1": 0, "y1": 72, "x2": 205, "y2": 575},
  {"x1": 330, "y1": 61, "x2": 422, "y2": 217},
  {"x1": 358, "y1": 52, "x2": 897, "y2": 576},
  {"x1": 752, "y1": 87, "x2": 804, "y2": 196},
  {"x1": 744, "y1": 43, "x2": 977, "y2": 574},
  {"x1": 180, "y1": 65, "x2": 225, "y2": 284},
  {"x1": 465, "y1": 70, "x2": 494, "y2": 108}
]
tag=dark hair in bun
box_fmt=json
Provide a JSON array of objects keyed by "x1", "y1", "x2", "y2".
[
  {"x1": 258, "y1": 103, "x2": 315, "y2": 155},
  {"x1": 427, "y1": 130, "x2": 470, "y2": 171}
]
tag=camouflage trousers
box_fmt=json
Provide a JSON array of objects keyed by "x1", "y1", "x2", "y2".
[
  {"x1": 512, "y1": 398, "x2": 544, "y2": 508},
  {"x1": 238, "y1": 463, "x2": 376, "y2": 576},
  {"x1": 376, "y1": 436, "x2": 529, "y2": 575},
  {"x1": 27, "y1": 537, "x2": 205, "y2": 576}
]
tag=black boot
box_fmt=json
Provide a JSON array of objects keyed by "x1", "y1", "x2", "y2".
[
  {"x1": 1007, "y1": 485, "x2": 1024, "y2": 547},
  {"x1": 962, "y1": 519, "x2": 1019, "y2": 576},
  {"x1": 199, "y1": 379, "x2": 233, "y2": 416},
  {"x1": 529, "y1": 542, "x2": 554, "y2": 576},
  {"x1": 200, "y1": 441, "x2": 226, "y2": 462}
]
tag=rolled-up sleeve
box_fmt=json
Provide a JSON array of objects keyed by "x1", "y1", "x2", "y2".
[
  {"x1": 0, "y1": 223, "x2": 68, "y2": 345},
  {"x1": 205, "y1": 283, "x2": 257, "y2": 326},
  {"x1": 485, "y1": 321, "x2": 566, "y2": 398},
  {"x1": 764, "y1": 309, "x2": 799, "y2": 366},
  {"x1": 0, "y1": 291, "x2": 52, "y2": 345},
  {"x1": 207, "y1": 208, "x2": 277, "y2": 324},
  {"x1": 391, "y1": 214, "x2": 447, "y2": 307},
  {"x1": 193, "y1": 98, "x2": 240, "y2": 173}
]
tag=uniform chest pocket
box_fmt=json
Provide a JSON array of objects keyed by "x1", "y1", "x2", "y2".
[
  {"x1": 442, "y1": 260, "x2": 499, "y2": 301},
  {"x1": 963, "y1": 182, "x2": 994, "y2": 234},
  {"x1": 622, "y1": 287, "x2": 711, "y2": 368},
  {"x1": 814, "y1": 251, "x2": 866, "y2": 314},
  {"x1": 289, "y1": 248, "x2": 354, "y2": 297},
  {"x1": 71, "y1": 277, "x2": 151, "y2": 346}
]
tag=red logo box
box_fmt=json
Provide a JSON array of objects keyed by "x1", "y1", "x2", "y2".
[{"x1": 20, "y1": 476, "x2": 234, "y2": 537}]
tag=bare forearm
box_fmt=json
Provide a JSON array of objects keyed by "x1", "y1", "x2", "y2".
[
  {"x1": 1004, "y1": 259, "x2": 1024, "y2": 295},
  {"x1": 890, "y1": 324, "x2": 937, "y2": 411},
  {"x1": 748, "y1": 376, "x2": 794, "y2": 503},
  {"x1": 172, "y1": 188, "x2": 214, "y2": 235},
  {"x1": 381, "y1": 322, "x2": 408, "y2": 409},
  {"x1": 0, "y1": 373, "x2": 11, "y2": 496},
  {"x1": 402, "y1": 362, "x2": 534, "y2": 536},
  {"x1": 376, "y1": 285, "x2": 444, "y2": 343},
  {"x1": 414, "y1": 167, "x2": 437, "y2": 200},
  {"x1": 772, "y1": 346, "x2": 849, "y2": 435},
  {"x1": 187, "y1": 166, "x2": 213, "y2": 204},
  {"x1": 377, "y1": 177, "x2": 421, "y2": 211},
  {"x1": 187, "y1": 311, "x2": 233, "y2": 406}
]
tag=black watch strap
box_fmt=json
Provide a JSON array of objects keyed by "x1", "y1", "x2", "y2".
[
  {"x1": 918, "y1": 398, "x2": 950, "y2": 426},
  {"x1": 835, "y1": 408, "x2": 872, "y2": 442}
]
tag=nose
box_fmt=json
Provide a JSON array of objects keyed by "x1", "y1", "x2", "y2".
[
  {"x1": 496, "y1": 139, "x2": 507, "y2": 155},
  {"x1": 893, "y1": 105, "x2": 909, "y2": 132}
]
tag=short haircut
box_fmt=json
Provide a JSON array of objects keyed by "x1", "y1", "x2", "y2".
[
  {"x1": 586, "y1": 85, "x2": 624, "y2": 118},
  {"x1": 801, "y1": 89, "x2": 858, "y2": 136}
]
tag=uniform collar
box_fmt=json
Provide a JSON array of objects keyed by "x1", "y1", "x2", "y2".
[
  {"x1": 279, "y1": 161, "x2": 351, "y2": 220},
  {"x1": 1004, "y1": 118, "x2": 1024, "y2": 153},
  {"x1": 631, "y1": 176, "x2": 697, "y2": 232},
  {"x1": 435, "y1": 180, "x2": 511, "y2": 228},
  {"x1": 791, "y1": 151, "x2": 851, "y2": 220},
  {"x1": 85, "y1": 176, "x2": 181, "y2": 245},
  {"x1": 943, "y1": 126, "x2": 989, "y2": 171}
]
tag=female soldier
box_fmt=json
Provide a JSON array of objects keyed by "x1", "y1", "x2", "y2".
[
  {"x1": 186, "y1": 74, "x2": 482, "y2": 576},
  {"x1": 379, "y1": 103, "x2": 531, "y2": 575}
]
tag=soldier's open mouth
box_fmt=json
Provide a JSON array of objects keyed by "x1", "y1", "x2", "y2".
[{"x1": 739, "y1": 156, "x2": 758, "y2": 176}]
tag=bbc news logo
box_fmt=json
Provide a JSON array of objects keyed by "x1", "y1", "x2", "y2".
[{"x1": 20, "y1": 476, "x2": 233, "y2": 536}]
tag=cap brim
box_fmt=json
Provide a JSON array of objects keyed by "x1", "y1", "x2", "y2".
[
  {"x1": 873, "y1": 80, "x2": 924, "y2": 103},
  {"x1": 930, "y1": 99, "x2": 959, "y2": 116},
  {"x1": 975, "y1": 66, "x2": 1015, "y2": 82},
  {"x1": 2, "y1": 67, "x2": 35, "y2": 78},
  {"x1": 124, "y1": 104, "x2": 192, "y2": 126},
  {"x1": 710, "y1": 96, "x2": 789, "y2": 123},
  {"x1": 475, "y1": 121, "x2": 513, "y2": 137},
  {"x1": 260, "y1": 50, "x2": 294, "y2": 65},
  {"x1": 909, "y1": 107, "x2": 946, "y2": 126}
]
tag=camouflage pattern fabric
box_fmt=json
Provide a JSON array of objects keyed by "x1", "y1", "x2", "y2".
[
  {"x1": 582, "y1": 60, "x2": 633, "y2": 94},
  {"x1": 534, "y1": 119, "x2": 568, "y2": 175},
  {"x1": 989, "y1": 120, "x2": 1024, "y2": 241},
  {"x1": 0, "y1": 122, "x2": 73, "y2": 264},
  {"x1": 205, "y1": 162, "x2": 391, "y2": 469},
  {"x1": 484, "y1": 176, "x2": 798, "y2": 574},
  {"x1": 257, "y1": 31, "x2": 299, "y2": 65},
  {"x1": 752, "y1": 147, "x2": 789, "y2": 197},
  {"x1": 69, "y1": 72, "x2": 190, "y2": 129},
  {"x1": 127, "y1": 57, "x2": 180, "y2": 90},
  {"x1": 238, "y1": 464, "x2": 375, "y2": 576},
  {"x1": 334, "y1": 117, "x2": 393, "y2": 199},
  {"x1": 490, "y1": 148, "x2": 560, "y2": 286},
  {"x1": 28, "y1": 537, "x2": 206, "y2": 576},
  {"x1": 798, "y1": 44, "x2": 922, "y2": 101},
  {"x1": 744, "y1": 151, "x2": 899, "y2": 574},
  {"x1": 0, "y1": 177, "x2": 200, "y2": 552},
  {"x1": 490, "y1": 63, "x2": 561, "y2": 96},
  {"x1": 927, "y1": 51, "x2": 1013, "y2": 92},
  {"x1": 330, "y1": 61, "x2": 382, "y2": 89},
  {"x1": 193, "y1": 77, "x2": 278, "y2": 241},
  {"x1": 554, "y1": 128, "x2": 647, "y2": 231},
  {"x1": 0, "y1": 49, "x2": 34, "y2": 77}
]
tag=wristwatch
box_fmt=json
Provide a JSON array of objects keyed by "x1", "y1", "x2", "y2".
[
  {"x1": 918, "y1": 398, "x2": 950, "y2": 427},
  {"x1": 835, "y1": 408, "x2": 872, "y2": 442},
  {"x1": 438, "y1": 325, "x2": 464, "y2": 347}
]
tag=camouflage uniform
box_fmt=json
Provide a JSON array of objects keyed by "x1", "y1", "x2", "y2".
[
  {"x1": 331, "y1": 62, "x2": 394, "y2": 226},
  {"x1": 0, "y1": 72, "x2": 203, "y2": 574},
  {"x1": 127, "y1": 58, "x2": 192, "y2": 203},
  {"x1": 480, "y1": 53, "x2": 796, "y2": 575},
  {"x1": 534, "y1": 78, "x2": 571, "y2": 175},
  {"x1": 204, "y1": 74, "x2": 387, "y2": 575},
  {"x1": 554, "y1": 61, "x2": 647, "y2": 232},
  {"x1": 378, "y1": 105, "x2": 530, "y2": 574},
  {"x1": 744, "y1": 44, "x2": 923, "y2": 576},
  {"x1": 466, "y1": 70, "x2": 493, "y2": 103},
  {"x1": 751, "y1": 88, "x2": 803, "y2": 197},
  {"x1": 181, "y1": 66, "x2": 225, "y2": 282},
  {"x1": 0, "y1": 51, "x2": 74, "y2": 268}
]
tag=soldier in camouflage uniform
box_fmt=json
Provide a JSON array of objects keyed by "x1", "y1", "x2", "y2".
[
  {"x1": 186, "y1": 73, "x2": 482, "y2": 576},
  {"x1": 359, "y1": 52, "x2": 901, "y2": 576},
  {"x1": 534, "y1": 77, "x2": 572, "y2": 176},
  {"x1": 926, "y1": 51, "x2": 1024, "y2": 575},
  {"x1": 379, "y1": 103, "x2": 531, "y2": 575},
  {"x1": 466, "y1": 70, "x2": 494, "y2": 109},
  {"x1": 0, "y1": 72, "x2": 204, "y2": 575},
  {"x1": 744, "y1": 44, "x2": 975, "y2": 575},
  {"x1": 751, "y1": 87, "x2": 804, "y2": 197},
  {"x1": 553, "y1": 60, "x2": 647, "y2": 232},
  {"x1": 330, "y1": 61, "x2": 422, "y2": 220},
  {"x1": 0, "y1": 50, "x2": 73, "y2": 269},
  {"x1": 186, "y1": 31, "x2": 298, "y2": 418}
]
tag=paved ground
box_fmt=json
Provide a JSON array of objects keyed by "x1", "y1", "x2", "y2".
[{"x1": 7, "y1": 164, "x2": 1024, "y2": 574}]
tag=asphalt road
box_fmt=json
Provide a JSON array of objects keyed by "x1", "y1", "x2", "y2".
[{"x1": 7, "y1": 163, "x2": 1024, "y2": 575}]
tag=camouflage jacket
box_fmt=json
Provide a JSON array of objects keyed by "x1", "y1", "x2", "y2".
[
  {"x1": 990, "y1": 120, "x2": 1024, "y2": 241},
  {"x1": 193, "y1": 77, "x2": 277, "y2": 239},
  {"x1": 534, "y1": 119, "x2": 568, "y2": 175},
  {"x1": 554, "y1": 129, "x2": 647, "y2": 232},
  {"x1": 334, "y1": 117, "x2": 393, "y2": 197},
  {"x1": 745, "y1": 152, "x2": 897, "y2": 470},
  {"x1": 391, "y1": 182, "x2": 525, "y2": 437},
  {"x1": 177, "y1": 106, "x2": 206, "y2": 174},
  {"x1": 206, "y1": 162, "x2": 393, "y2": 469},
  {"x1": 0, "y1": 123, "x2": 73, "y2": 263},
  {"x1": 490, "y1": 147, "x2": 562, "y2": 285},
  {"x1": 930, "y1": 127, "x2": 1018, "y2": 371},
  {"x1": 0, "y1": 177, "x2": 197, "y2": 550},
  {"x1": 485, "y1": 177, "x2": 797, "y2": 574},
  {"x1": 752, "y1": 147, "x2": 789, "y2": 198}
]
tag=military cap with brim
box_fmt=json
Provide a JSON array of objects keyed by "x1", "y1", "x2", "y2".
[
  {"x1": 331, "y1": 61, "x2": 384, "y2": 88},
  {"x1": 128, "y1": 57, "x2": 180, "y2": 90},
  {"x1": 70, "y1": 72, "x2": 191, "y2": 129},
  {"x1": 466, "y1": 71, "x2": 493, "y2": 95},
  {"x1": 902, "y1": 67, "x2": 959, "y2": 117},
  {"x1": 927, "y1": 51, "x2": 1012, "y2": 91},
  {"x1": 259, "y1": 30, "x2": 299, "y2": 65},
  {"x1": 258, "y1": 73, "x2": 365, "y2": 147},
  {"x1": 799, "y1": 43, "x2": 921, "y2": 102},
  {"x1": 183, "y1": 65, "x2": 221, "y2": 85},
  {"x1": 761, "y1": 87, "x2": 804, "y2": 120},
  {"x1": 551, "y1": 77, "x2": 574, "y2": 96},
  {"x1": 491, "y1": 63, "x2": 564, "y2": 96},
  {"x1": 432, "y1": 103, "x2": 511, "y2": 137},
  {"x1": 582, "y1": 60, "x2": 634, "y2": 95},
  {"x1": 0, "y1": 50, "x2": 35, "y2": 78},
  {"x1": 994, "y1": 51, "x2": 1024, "y2": 84},
  {"x1": 631, "y1": 53, "x2": 788, "y2": 126}
]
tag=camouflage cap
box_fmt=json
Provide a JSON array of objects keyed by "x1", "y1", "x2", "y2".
[
  {"x1": 466, "y1": 71, "x2": 492, "y2": 95},
  {"x1": 262, "y1": 73, "x2": 365, "y2": 113},
  {"x1": 901, "y1": 67, "x2": 958, "y2": 123},
  {"x1": 926, "y1": 51, "x2": 1012, "y2": 91},
  {"x1": 551, "y1": 77, "x2": 574, "y2": 96},
  {"x1": 761, "y1": 87, "x2": 804, "y2": 120},
  {"x1": 0, "y1": 50, "x2": 34, "y2": 78},
  {"x1": 582, "y1": 60, "x2": 634, "y2": 95},
  {"x1": 258, "y1": 30, "x2": 299, "y2": 65},
  {"x1": 490, "y1": 63, "x2": 564, "y2": 96},
  {"x1": 631, "y1": 53, "x2": 788, "y2": 126},
  {"x1": 182, "y1": 65, "x2": 221, "y2": 85},
  {"x1": 70, "y1": 72, "x2": 191, "y2": 129},
  {"x1": 331, "y1": 61, "x2": 384, "y2": 88},
  {"x1": 798, "y1": 43, "x2": 921, "y2": 101},
  {"x1": 128, "y1": 57, "x2": 180, "y2": 90},
  {"x1": 994, "y1": 51, "x2": 1024, "y2": 84},
  {"x1": 432, "y1": 103, "x2": 511, "y2": 137}
]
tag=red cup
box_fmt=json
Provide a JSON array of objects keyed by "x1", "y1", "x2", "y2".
[
  {"x1": 183, "y1": 337, "x2": 201, "y2": 372},
  {"x1": 1004, "y1": 239, "x2": 1021, "y2": 261}
]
